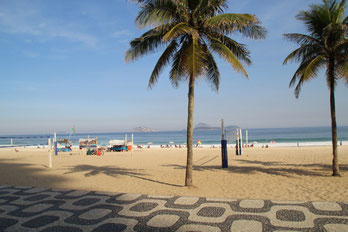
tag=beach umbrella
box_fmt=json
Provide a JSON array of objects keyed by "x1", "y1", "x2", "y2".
[{"x1": 196, "y1": 140, "x2": 202, "y2": 145}]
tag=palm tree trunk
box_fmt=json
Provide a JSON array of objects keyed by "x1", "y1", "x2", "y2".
[
  {"x1": 185, "y1": 74, "x2": 195, "y2": 186},
  {"x1": 328, "y1": 59, "x2": 341, "y2": 176}
]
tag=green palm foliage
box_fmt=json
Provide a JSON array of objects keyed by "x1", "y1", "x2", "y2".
[
  {"x1": 284, "y1": 0, "x2": 348, "y2": 176},
  {"x1": 126, "y1": 0, "x2": 266, "y2": 186}
]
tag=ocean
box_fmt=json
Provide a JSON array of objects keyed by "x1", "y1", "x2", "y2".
[{"x1": 1, "y1": 126, "x2": 348, "y2": 147}]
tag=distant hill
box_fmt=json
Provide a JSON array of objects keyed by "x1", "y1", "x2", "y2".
[
  {"x1": 132, "y1": 127, "x2": 159, "y2": 132},
  {"x1": 194, "y1": 123, "x2": 239, "y2": 131},
  {"x1": 194, "y1": 123, "x2": 219, "y2": 130}
]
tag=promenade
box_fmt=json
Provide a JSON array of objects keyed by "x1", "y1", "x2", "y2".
[{"x1": 0, "y1": 185, "x2": 347, "y2": 231}]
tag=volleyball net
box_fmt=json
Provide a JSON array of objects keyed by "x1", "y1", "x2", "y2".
[{"x1": 0, "y1": 135, "x2": 51, "y2": 148}]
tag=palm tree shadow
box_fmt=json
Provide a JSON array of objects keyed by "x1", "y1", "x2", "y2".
[
  {"x1": 64, "y1": 165, "x2": 183, "y2": 188},
  {"x1": 237, "y1": 159, "x2": 348, "y2": 172},
  {"x1": 162, "y1": 162, "x2": 331, "y2": 178},
  {"x1": 0, "y1": 158, "x2": 68, "y2": 188}
]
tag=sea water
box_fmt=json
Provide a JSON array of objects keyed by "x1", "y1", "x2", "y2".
[{"x1": 0, "y1": 126, "x2": 348, "y2": 147}]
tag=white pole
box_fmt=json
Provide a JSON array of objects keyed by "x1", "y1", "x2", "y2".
[
  {"x1": 10, "y1": 138, "x2": 13, "y2": 146},
  {"x1": 48, "y1": 138, "x2": 52, "y2": 168},
  {"x1": 236, "y1": 129, "x2": 239, "y2": 154},
  {"x1": 246, "y1": 130, "x2": 248, "y2": 147},
  {"x1": 132, "y1": 134, "x2": 134, "y2": 143},
  {"x1": 125, "y1": 134, "x2": 128, "y2": 145},
  {"x1": 240, "y1": 128, "x2": 243, "y2": 155}
]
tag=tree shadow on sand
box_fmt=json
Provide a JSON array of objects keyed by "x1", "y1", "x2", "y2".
[
  {"x1": 237, "y1": 159, "x2": 348, "y2": 172},
  {"x1": 162, "y1": 161, "x2": 336, "y2": 178},
  {"x1": 64, "y1": 165, "x2": 183, "y2": 187},
  {"x1": 0, "y1": 159, "x2": 68, "y2": 188}
]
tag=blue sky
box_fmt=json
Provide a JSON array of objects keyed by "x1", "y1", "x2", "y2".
[{"x1": 0, "y1": 0, "x2": 347, "y2": 134}]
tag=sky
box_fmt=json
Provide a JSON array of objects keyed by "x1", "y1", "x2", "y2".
[{"x1": 0, "y1": 0, "x2": 347, "y2": 134}]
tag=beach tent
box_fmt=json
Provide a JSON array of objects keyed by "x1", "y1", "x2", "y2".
[{"x1": 79, "y1": 138, "x2": 97, "y2": 149}]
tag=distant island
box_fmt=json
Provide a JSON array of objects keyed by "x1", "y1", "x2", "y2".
[
  {"x1": 132, "y1": 127, "x2": 159, "y2": 132},
  {"x1": 194, "y1": 123, "x2": 239, "y2": 131}
]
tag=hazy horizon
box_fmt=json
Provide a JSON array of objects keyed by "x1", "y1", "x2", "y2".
[
  {"x1": 1, "y1": 0, "x2": 348, "y2": 135},
  {"x1": 1, "y1": 124, "x2": 348, "y2": 136}
]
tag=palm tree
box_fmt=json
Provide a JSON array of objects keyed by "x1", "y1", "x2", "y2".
[
  {"x1": 283, "y1": 0, "x2": 348, "y2": 176},
  {"x1": 126, "y1": 0, "x2": 266, "y2": 186}
]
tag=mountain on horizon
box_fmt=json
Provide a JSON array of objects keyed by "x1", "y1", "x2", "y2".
[
  {"x1": 132, "y1": 127, "x2": 159, "y2": 132},
  {"x1": 194, "y1": 123, "x2": 239, "y2": 131}
]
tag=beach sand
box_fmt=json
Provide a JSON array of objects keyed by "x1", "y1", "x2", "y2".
[{"x1": 0, "y1": 146, "x2": 347, "y2": 202}]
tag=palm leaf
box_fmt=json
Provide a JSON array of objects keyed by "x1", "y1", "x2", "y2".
[
  {"x1": 283, "y1": 44, "x2": 322, "y2": 64},
  {"x1": 125, "y1": 32, "x2": 164, "y2": 62},
  {"x1": 162, "y1": 22, "x2": 199, "y2": 42},
  {"x1": 148, "y1": 40, "x2": 178, "y2": 89},
  {"x1": 135, "y1": 0, "x2": 186, "y2": 27},
  {"x1": 202, "y1": 44, "x2": 220, "y2": 91},
  {"x1": 209, "y1": 38, "x2": 248, "y2": 77},
  {"x1": 209, "y1": 34, "x2": 252, "y2": 64},
  {"x1": 185, "y1": 37, "x2": 206, "y2": 78},
  {"x1": 170, "y1": 40, "x2": 189, "y2": 87},
  {"x1": 283, "y1": 33, "x2": 319, "y2": 46},
  {"x1": 205, "y1": 13, "x2": 257, "y2": 28},
  {"x1": 289, "y1": 55, "x2": 325, "y2": 98}
]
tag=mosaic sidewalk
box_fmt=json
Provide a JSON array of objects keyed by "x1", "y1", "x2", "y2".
[{"x1": 0, "y1": 185, "x2": 347, "y2": 231}]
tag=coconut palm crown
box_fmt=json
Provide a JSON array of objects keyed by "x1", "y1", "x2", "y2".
[
  {"x1": 126, "y1": 0, "x2": 266, "y2": 186},
  {"x1": 283, "y1": 0, "x2": 348, "y2": 176}
]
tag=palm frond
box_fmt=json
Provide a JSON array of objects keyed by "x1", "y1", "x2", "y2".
[
  {"x1": 193, "y1": 0, "x2": 228, "y2": 19},
  {"x1": 289, "y1": 55, "x2": 325, "y2": 98},
  {"x1": 135, "y1": 0, "x2": 188, "y2": 27},
  {"x1": 303, "y1": 55, "x2": 325, "y2": 79},
  {"x1": 125, "y1": 32, "x2": 164, "y2": 62},
  {"x1": 148, "y1": 40, "x2": 178, "y2": 89},
  {"x1": 322, "y1": 23, "x2": 346, "y2": 49},
  {"x1": 205, "y1": 13, "x2": 257, "y2": 27},
  {"x1": 237, "y1": 23, "x2": 267, "y2": 40},
  {"x1": 335, "y1": 59, "x2": 348, "y2": 78},
  {"x1": 205, "y1": 32, "x2": 251, "y2": 64},
  {"x1": 185, "y1": 37, "x2": 207, "y2": 78},
  {"x1": 344, "y1": 15, "x2": 348, "y2": 24},
  {"x1": 283, "y1": 44, "x2": 322, "y2": 64},
  {"x1": 283, "y1": 33, "x2": 319, "y2": 46},
  {"x1": 202, "y1": 44, "x2": 220, "y2": 91},
  {"x1": 204, "y1": 13, "x2": 266, "y2": 39},
  {"x1": 209, "y1": 37, "x2": 248, "y2": 78},
  {"x1": 162, "y1": 22, "x2": 199, "y2": 42},
  {"x1": 170, "y1": 40, "x2": 189, "y2": 87}
]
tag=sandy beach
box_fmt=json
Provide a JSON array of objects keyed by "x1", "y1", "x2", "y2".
[{"x1": 0, "y1": 146, "x2": 347, "y2": 202}]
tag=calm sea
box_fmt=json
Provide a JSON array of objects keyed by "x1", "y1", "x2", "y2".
[{"x1": 1, "y1": 126, "x2": 348, "y2": 147}]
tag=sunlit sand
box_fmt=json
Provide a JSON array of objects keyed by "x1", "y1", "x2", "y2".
[{"x1": 0, "y1": 146, "x2": 347, "y2": 202}]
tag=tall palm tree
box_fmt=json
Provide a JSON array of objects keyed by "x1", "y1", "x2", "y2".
[
  {"x1": 283, "y1": 0, "x2": 348, "y2": 176},
  {"x1": 126, "y1": 0, "x2": 266, "y2": 186}
]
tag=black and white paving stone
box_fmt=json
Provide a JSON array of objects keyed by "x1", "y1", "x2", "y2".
[{"x1": 0, "y1": 185, "x2": 347, "y2": 231}]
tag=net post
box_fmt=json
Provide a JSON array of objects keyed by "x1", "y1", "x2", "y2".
[
  {"x1": 236, "y1": 129, "x2": 239, "y2": 155},
  {"x1": 240, "y1": 128, "x2": 243, "y2": 155},
  {"x1": 221, "y1": 119, "x2": 228, "y2": 168},
  {"x1": 48, "y1": 138, "x2": 52, "y2": 168},
  {"x1": 54, "y1": 133, "x2": 58, "y2": 156}
]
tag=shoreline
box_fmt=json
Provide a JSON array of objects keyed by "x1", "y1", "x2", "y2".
[{"x1": 1, "y1": 140, "x2": 347, "y2": 149}]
